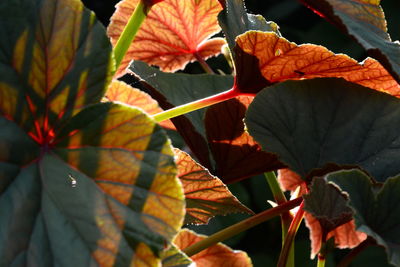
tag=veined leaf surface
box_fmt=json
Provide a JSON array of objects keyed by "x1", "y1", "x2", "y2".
[
  {"x1": 234, "y1": 31, "x2": 400, "y2": 95},
  {"x1": 174, "y1": 229, "x2": 252, "y2": 267},
  {"x1": 0, "y1": 0, "x2": 185, "y2": 265},
  {"x1": 299, "y1": 0, "x2": 400, "y2": 85},
  {"x1": 108, "y1": 0, "x2": 225, "y2": 76}
]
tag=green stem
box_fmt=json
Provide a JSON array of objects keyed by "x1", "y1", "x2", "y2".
[
  {"x1": 317, "y1": 233, "x2": 328, "y2": 267},
  {"x1": 194, "y1": 52, "x2": 214, "y2": 74},
  {"x1": 113, "y1": 0, "x2": 149, "y2": 70},
  {"x1": 277, "y1": 200, "x2": 305, "y2": 267},
  {"x1": 183, "y1": 197, "x2": 303, "y2": 257},
  {"x1": 264, "y1": 171, "x2": 294, "y2": 267},
  {"x1": 153, "y1": 88, "x2": 239, "y2": 122},
  {"x1": 317, "y1": 255, "x2": 326, "y2": 267}
]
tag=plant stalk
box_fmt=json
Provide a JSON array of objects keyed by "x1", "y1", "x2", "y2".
[
  {"x1": 113, "y1": 0, "x2": 149, "y2": 70},
  {"x1": 183, "y1": 197, "x2": 303, "y2": 257},
  {"x1": 194, "y1": 52, "x2": 215, "y2": 74},
  {"x1": 153, "y1": 88, "x2": 239, "y2": 122},
  {"x1": 264, "y1": 171, "x2": 294, "y2": 267},
  {"x1": 277, "y1": 200, "x2": 305, "y2": 267}
]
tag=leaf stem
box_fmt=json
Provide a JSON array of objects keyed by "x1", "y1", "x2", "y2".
[
  {"x1": 113, "y1": 0, "x2": 149, "y2": 70},
  {"x1": 153, "y1": 88, "x2": 239, "y2": 122},
  {"x1": 337, "y1": 237, "x2": 374, "y2": 267},
  {"x1": 277, "y1": 200, "x2": 305, "y2": 267},
  {"x1": 264, "y1": 171, "x2": 294, "y2": 267},
  {"x1": 183, "y1": 197, "x2": 303, "y2": 257},
  {"x1": 194, "y1": 52, "x2": 215, "y2": 74}
]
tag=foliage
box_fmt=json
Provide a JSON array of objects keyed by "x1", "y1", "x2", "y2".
[{"x1": 1, "y1": 0, "x2": 400, "y2": 266}]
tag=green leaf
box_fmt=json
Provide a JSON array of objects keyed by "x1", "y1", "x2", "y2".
[
  {"x1": 161, "y1": 244, "x2": 193, "y2": 267},
  {"x1": 0, "y1": 0, "x2": 185, "y2": 265},
  {"x1": 303, "y1": 177, "x2": 353, "y2": 234},
  {"x1": 218, "y1": 0, "x2": 280, "y2": 51},
  {"x1": 299, "y1": 0, "x2": 400, "y2": 84},
  {"x1": 245, "y1": 78, "x2": 400, "y2": 182},
  {"x1": 326, "y1": 169, "x2": 400, "y2": 266}
]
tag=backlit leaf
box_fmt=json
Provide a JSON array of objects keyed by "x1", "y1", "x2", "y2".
[
  {"x1": 161, "y1": 244, "x2": 193, "y2": 267},
  {"x1": 104, "y1": 80, "x2": 175, "y2": 129},
  {"x1": 327, "y1": 169, "x2": 400, "y2": 266},
  {"x1": 174, "y1": 229, "x2": 252, "y2": 267},
  {"x1": 234, "y1": 31, "x2": 400, "y2": 95},
  {"x1": 108, "y1": 0, "x2": 225, "y2": 76},
  {"x1": 205, "y1": 96, "x2": 284, "y2": 183},
  {"x1": 245, "y1": 78, "x2": 400, "y2": 182},
  {"x1": 175, "y1": 149, "x2": 252, "y2": 225},
  {"x1": 0, "y1": 0, "x2": 185, "y2": 265},
  {"x1": 299, "y1": 0, "x2": 400, "y2": 84}
]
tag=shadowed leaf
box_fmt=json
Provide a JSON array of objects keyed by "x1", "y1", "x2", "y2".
[
  {"x1": 327, "y1": 169, "x2": 400, "y2": 266},
  {"x1": 161, "y1": 244, "x2": 193, "y2": 267},
  {"x1": 234, "y1": 31, "x2": 400, "y2": 95},
  {"x1": 299, "y1": 0, "x2": 400, "y2": 85},
  {"x1": 174, "y1": 229, "x2": 252, "y2": 267},
  {"x1": 175, "y1": 149, "x2": 252, "y2": 225},
  {"x1": 108, "y1": 0, "x2": 225, "y2": 76},
  {"x1": 205, "y1": 96, "x2": 284, "y2": 183},
  {"x1": 246, "y1": 78, "x2": 400, "y2": 182},
  {"x1": 104, "y1": 80, "x2": 175, "y2": 129},
  {"x1": 130, "y1": 61, "x2": 234, "y2": 168}
]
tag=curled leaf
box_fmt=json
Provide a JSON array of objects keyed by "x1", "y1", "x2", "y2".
[{"x1": 234, "y1": 31, "x2": 400, "y2": 95}]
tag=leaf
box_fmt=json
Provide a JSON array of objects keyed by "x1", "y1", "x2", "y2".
[
  {"x1": 277, "y1": 169, "x2": 307, "y2": 194},
  {"x1": 326, "y1": 169, "x2": 400, "y2": 266},
  {"x1": 175, "y1": 149, "x2": 252, "y2": 225},
  {"x1": 130, "y1": 60, "x2": 234, "y2": 168},
  {"x1": 161, "y1": 244, "x2": 193, "y2": 267},
  {"x1": 104, "y1": 80, "x2": 175, "y2": 129},
  {"x1": 304, "y1": 178, "x2": 354, "y2": 234},
  {"x1": 174, "y1": 229, "x2": 252, "y2": 267},
  {"x1": 108, "y1": 0, "x2": 225, "y2": 76},
  {"x1": 304, "y1": 212, "x2": 367, "y2": 258},
  {"x1": 218, "y1": 0, "x2": 280, "y2": 51},
  {"x1": 299, "y1": 0, "x2": 400, "y2": 85},
  {"x1": 0, "y1": 0, "x2": 114, "y2": 139},
  {"x1": 245, "y1": 78, "x2": 400, "y2": 182},
  {"x1": 234, "y1": 31, "x2": 400, "y2": 95},
  {"x1": 0, "y1": 0, "x2": 185, "y2": 265},
  {"x1": 205, "y1": 96, "x2": 285, "y2": 183}
]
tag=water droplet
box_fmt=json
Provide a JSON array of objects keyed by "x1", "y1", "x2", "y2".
[{"x1": 69, "y1": 174, "x2": 77, "y2": 188}]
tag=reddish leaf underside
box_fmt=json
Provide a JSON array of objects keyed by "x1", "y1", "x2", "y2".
[
  {"x1": 108, "y1": 0, "x2": 225, "y2": 76},
  {"x1": 175, "y1": 148, "x2": 252, "y2": 225},
  {"x1": 104, "y1": 80, "x2": 175, "y2": 129},
  {"x1": 235, "y1": 31, "x2": 400, "y2": 96},
  {"x1": 174, "y1": 229, "x2": 252, "y2": 267},
  {"x1": 205, "y1": 96, "x2": 285, "y2": 183}
]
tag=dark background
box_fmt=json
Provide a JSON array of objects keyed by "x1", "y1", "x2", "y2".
[{"x1": 81, "y1": 0, "x2": 399, "y2": 266}]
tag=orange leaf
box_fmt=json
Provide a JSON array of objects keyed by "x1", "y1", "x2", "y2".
[
  {"x1": 104, "y1": 80, "x2": 175, "y2": 129},
  {"x1": 304, "y1": 212, "x2": 367, "y2": 258},
  {"x1": 108, "y1": 0, "x2": 225, "y2": 76},
  {"x1": 175, "y1": 148, "x2": 252, "y2": 224},
  {"x1": 235, "y1": 31, "x2": 400, "y2": 96},
  {"x1": 277, "y1": 169, "x2": 307, "y2": 195},
  {"x1": 174, "y1": 229, "x2": 252, "y2": 267}
]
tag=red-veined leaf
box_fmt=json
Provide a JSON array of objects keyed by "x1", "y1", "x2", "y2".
[
  {"x1": 175, "y1": 148, "x2": 252, "y2": 225},
  {"x1": 108, "y1": 0, "x2": 225, "y2": 76},
  {"x1": 161, "y1": 244, "x2": 193, "y2": 267},
  {"x1": 174, "y1": 229, "x2": 252, "y2": 267},
  {"x1": 104, "y1": 80, "x2": 175, "y2": 129},
  {"x1": 234, "y1": 31, "x2": 400, "y2": 96},
  {"x1": 0, "y1": 0, "x2": 185, "y2": 265},
  {"x1": 299, "y1": 0, "x2": 400, "y2": 85}
]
